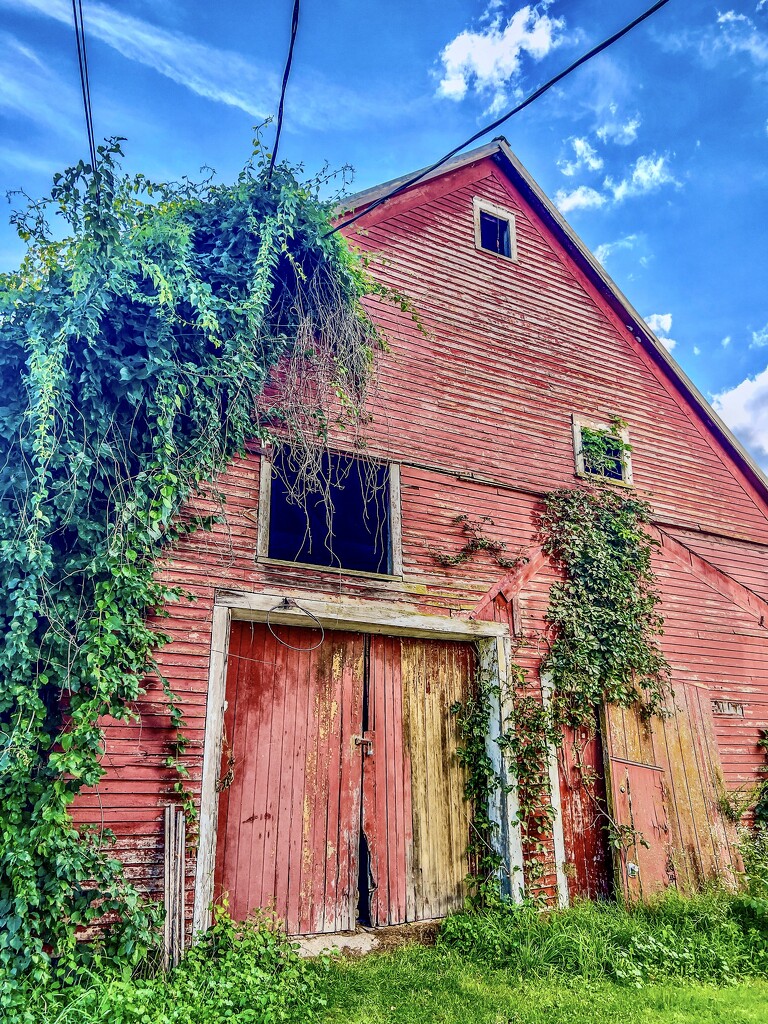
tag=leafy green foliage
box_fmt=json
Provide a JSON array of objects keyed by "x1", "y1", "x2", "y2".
[
  {"x1": 9, "y1": 910, "x2": 329, "y2": 1024},
  {"x1": 0, "y1": 138, "x2": 382, "y2": 984},
  {"x1": 540, "y1": 486, "x2": 671, "y2": 726}
]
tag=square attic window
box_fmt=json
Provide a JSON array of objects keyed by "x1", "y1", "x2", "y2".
[
  {"x1": 572, "y1": 414, "x2": 633, "y2": 486},
  {"x1": 267, "y1": 448, "x2": 392, "y2": 574},
  {"x1": 473, "y1": 197, "x2": 517, "y2": 260}
]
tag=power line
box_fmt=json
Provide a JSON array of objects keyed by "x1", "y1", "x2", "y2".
[
  {"x1": 267, "y1": 0, "x2": 301, "y2": 182},
  {"x1": 329, "y1": 0, "x2": 673, "y2": 237},
  {"x1": 71, "y1": 0, "x2": 98, "y2": 177}
]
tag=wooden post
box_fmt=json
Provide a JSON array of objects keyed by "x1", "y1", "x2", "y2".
[{"x1": 164, "y1": 805, "x2": 186, "y2": 970}]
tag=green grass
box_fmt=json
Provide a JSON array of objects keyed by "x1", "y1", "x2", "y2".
[
  {"x1": 8, "y1": 892, "x2": 768, "y2": 1024},
  {"x1": 321, "y1": 946, "x2": 768, "y2": 1024}
]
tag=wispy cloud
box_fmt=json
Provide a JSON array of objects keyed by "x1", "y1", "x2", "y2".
[
  {"x1": 436, "y1": 2, "x2": 567, "y2": 112},
  {"x1": 713, "y1": 365, "x2": 768, "y2": 468},
  {"x1": 1, "y1": 0, "x2": 278, "y2": 118},
  {"x1": 596, "y1": 113, "x2": 641, "y2": 145},
  {"x1": 662, "y1": 9, "x2": 768, "y2": 67},
  {"x1": 715, "y1": 10, "x2": 768, "y2": 64},
  {"x1": 751, "y1": 323, "x2": 768, "y2": 348},
  {"x1": 594, "y1": 233, "x2": 638, "y2": 266},
  {"x1": 645, "y1": 312, "x2": 677, "y2": 352},
  {"x1": 0, "y1": 144, "x2": 62, "y2": 175},
  {"x1": 722, "y1": 335, "x2": 732, "y2": 348},
  {"x1": 555, "y1": 153, "x2": 678, "y2": 214},
  {"x1": 558, "y1": 137, "x2": 603, "y2": 177},
  {"x1": 0, "y1": 32, "x2": 80, "y2": 137},
  {"x1": 0, "y1": 0, "x2": 391, "y2": 131}
]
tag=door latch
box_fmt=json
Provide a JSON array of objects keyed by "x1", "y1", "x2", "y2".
[{"x1": 354, "y1": 734, "x2": 374, "y2": 756}]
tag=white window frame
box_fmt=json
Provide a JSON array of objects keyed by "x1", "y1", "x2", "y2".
[
  {"x1": 572, "y1": 413, "x2": 633, "y2": 487},
  {"x1": 473, "y1": 197, "x2": 518, "y2": 262},
  {"x1": 257, "y1": 450, "x2": 403, "y2": 579}
]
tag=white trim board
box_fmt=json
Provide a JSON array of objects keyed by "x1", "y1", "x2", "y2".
[{"x1": 191, "y1": 591, "x2": 518, "y2": 936}]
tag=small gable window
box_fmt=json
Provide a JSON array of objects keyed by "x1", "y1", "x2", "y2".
[
  {"x1": 473, "y1": 197, "x2": 517, "y2": 261},
  {"x1": 572, "y1": 414, "x2": 633, "y2": 486},
  {"x1": 261, "y1": 448, "x2": 399, "y2": 575}
]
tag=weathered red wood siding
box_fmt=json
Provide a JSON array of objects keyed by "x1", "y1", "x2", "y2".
[{"x1": 71, "y1": 154, "x2": 768, "y2": 918}]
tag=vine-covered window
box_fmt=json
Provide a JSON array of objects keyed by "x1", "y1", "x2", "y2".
[
  {"x1": 265, "y1": 448, "x2": 393, "y2": 574},
  {"x1": 572, "y1": 414, "x2": 633, "y2": 485}
]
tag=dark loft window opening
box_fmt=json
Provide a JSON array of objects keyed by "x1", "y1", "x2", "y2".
[
  {"x1": 580, "y1": 427, "x2": 625, "y2": 482},
  {"x1": 268, "y1": 449, "x2": 391, "y2": 574},
  {"x1": 479, "y1": 211, "x2": 511, "y2": 257}
]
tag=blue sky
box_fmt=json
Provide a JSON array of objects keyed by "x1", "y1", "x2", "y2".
[{"x1": 1, "y1": 1, "x2": 767, "y2": 467}]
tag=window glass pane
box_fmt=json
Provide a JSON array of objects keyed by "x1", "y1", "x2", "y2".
[
  {"x1": 268, "y1": 449, "x2": 390, "y2": 573},
  {"x1": 479, "y1": 211, "x2": 511, "y2": 257}
]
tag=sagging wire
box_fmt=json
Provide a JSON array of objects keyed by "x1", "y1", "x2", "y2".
[
  {"x1": 70, "y1": 0, "x2": 99, "y2": 182},
  {"x1": 266, "y1": 596, "x2": 326, "y2": 651},
  {"x1": 267, "y1": 0, "x2": 302, "y2": 182},
  {"x1": 328, "y1": 0, "x2": 673, "y2": 237}
]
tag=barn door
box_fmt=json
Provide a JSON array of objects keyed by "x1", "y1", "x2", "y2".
[
  {"x1": 214, "y1": 622, "x2": 365, "y2": 933},
  {"x1": 215, "y1": 623, "x2": 473, "y2": 933},
  {"x1": 361, "y1": 637, "x2": 473, "y2": 925},
  {"x1": 607, "y1": 758, "x2": 671, "y2": 898}
]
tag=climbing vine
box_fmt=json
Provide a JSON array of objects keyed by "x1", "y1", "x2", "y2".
[
  {"x1": 453, "y1": 451, "x2": 672, "y2": 899},
  {"x1": 0, "y1": 137, "x2": 391, "y2": 983},
  {"x1": 430, "y1": 514, "x2": 524, "y2": 570}
]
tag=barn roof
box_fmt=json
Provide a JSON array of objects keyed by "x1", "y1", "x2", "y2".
[{"x1": 339, "y1": 138, "x2": 768, "y2": 506}]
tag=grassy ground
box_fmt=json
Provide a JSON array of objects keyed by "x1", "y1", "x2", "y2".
[{"x1": 321, "y1": 945, "x2": 768, "y2": 1024}]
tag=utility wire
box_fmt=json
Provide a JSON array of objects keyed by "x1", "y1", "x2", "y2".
[
  {"x1": 329, "y1": 0, "x2": 672, "y2": 236},
  {"x1": 267, "y1": 0, "x2": 301, "y2": 181},
  {"x1": 71, "y1": 0, "x2": 99, "y2": 176}
]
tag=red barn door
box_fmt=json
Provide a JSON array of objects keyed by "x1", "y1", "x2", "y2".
[
  {"x1": 214, "y1": 622, "x2": 365, "y2": 933},
  {"x1": 214, "y1": 623, "x2": 472, "y2": 934}
]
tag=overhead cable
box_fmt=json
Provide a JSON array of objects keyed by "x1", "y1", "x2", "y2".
[
  {"x1": 71, "y1": 0, "x2": 99, "y2": 182},
  {"x1": 328, "y1": 0, "x2": 673, "y2": 236},
  {"x1": 267, "y1": 0, "x2": 301, "y2": 181}
]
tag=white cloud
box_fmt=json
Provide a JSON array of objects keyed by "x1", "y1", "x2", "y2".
[
  {"x1": 752, "y1": 323, "x2": 768, "y2": 348},
  {"x1": 713, "y1": 366, "x2": 768, "y2": 468},
  {"x1": 645, "y1": 313, "x2": 676, "y2": 352},
  {"x1": 594, "y1": 233, "x2": 638, "y2": 265},
  {"x1": 645, "y1": 313, "x2": 673, "y2": 335},
  {"x1": 693, "y1": 345, "x2": 701, "y2": 355},
  {"x1": 558, "y1": 137, "x2": 603, "y2": 177},
  {"x1": 554, "y1": 185, "x2": 606, "y2": 214},
  {"x1": 437, "y1": 2, "x2": 566, "y2": 110},
  {"x1": 596, "y1": 116, "x2": 641, "y2": 145},
  {"x1": 713, "y1": 10, "x2": 768, "y2": 64},
  {"x1": 722, "y1": 335, "x2": 732, "y2": 348},
  {"x1": 606, "y1": 154, "x2": 679, "y2": 202}
]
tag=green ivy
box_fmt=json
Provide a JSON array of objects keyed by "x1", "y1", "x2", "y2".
[
  {"x1": 454, "y1": 473, "x2": 672, "y2": 898},
  {"x1": 540, "y1": 486, "x2": 671, "y2": 726},
  {"x1": 0, "y1": 137, "x2": 385, "y2": 987}
]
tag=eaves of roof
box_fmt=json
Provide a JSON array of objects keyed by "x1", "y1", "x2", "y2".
[{"x1": 338, "y1": 138, "x2": 768, "y2": 508}]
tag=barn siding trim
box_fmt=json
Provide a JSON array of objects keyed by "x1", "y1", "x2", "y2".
[
  {"x1": 653, "y1": 527, "x2": 768, "y2": 626},
  {"x1": 192, "y1": 591, "x2": 518, "y2": 935},
  {"x1": 192, "y1": 604, "x2": 231, "y2": 934}
]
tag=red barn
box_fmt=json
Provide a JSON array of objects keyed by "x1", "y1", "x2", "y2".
[{"x1": 74, "y1": 139, "x2": 768, "y2": 942}]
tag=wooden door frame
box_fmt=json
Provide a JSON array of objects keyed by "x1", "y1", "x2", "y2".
[{"x1": 192, "y1": 590, "x2": 523, "y2": 935}]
